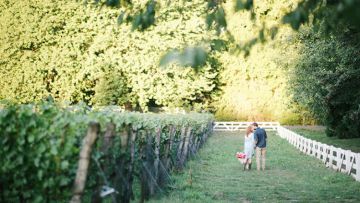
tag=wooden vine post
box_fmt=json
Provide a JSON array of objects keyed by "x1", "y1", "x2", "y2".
[
  {"x1": 125, "y1": 128, "x2": 137, "y2": 202},
  {"x1": 114, "y1": 125, "x2": 137, "y2": 203},
  {"x1": 165, "y1": 126, "x2": 176, "y2": 169},
  {"x1": 91, "y1": 123, "x2": 116, "y2": 203},
  {"x1": 176, "y1": 126, "x2": 187, "y2": 170},
  {"x1": 70, "y1": 122, "x2": 100, "y2": 203},
  {"x1": 140, "y1": 130, "x2": 155, "y2": 202},
  {"x1": 180, "y1": 127, "x2": 192, "y2": 168},
  {"x1": 159, "y1": 125, "x2": 176, "y2": 187},
  {"x1": 153, "y1": 127, "x2": 162, "y2": 189},
  {"x1": 188, "y1": 128, "x2": 196, "y2": 157},
  {"x1": 113, "y1": 125, "x2": 129, "y2": 202},
  {"x1": 194, "y1": 127, "x2": 204, "y2": 153}
]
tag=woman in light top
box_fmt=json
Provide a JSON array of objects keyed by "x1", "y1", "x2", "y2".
[{"x1": 243, "y1": 125, "x2": 255, "y2": 170}]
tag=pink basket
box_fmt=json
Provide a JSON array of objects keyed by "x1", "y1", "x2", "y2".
[
  {"x1": 236, "y1": 152, "x2": 246, "y2": 159},
  {"x1": 236, "y1": 152, "x2": 247, "y2": 164}
]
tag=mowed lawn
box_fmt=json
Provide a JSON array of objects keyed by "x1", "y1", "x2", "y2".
[{"x1": 149, "y1": 131, "x2": 360, "y2": 203}]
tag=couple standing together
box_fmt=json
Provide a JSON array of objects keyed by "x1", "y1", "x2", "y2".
[{"x1": 243, "y1": 122, "x2": 267, "y2": 171}]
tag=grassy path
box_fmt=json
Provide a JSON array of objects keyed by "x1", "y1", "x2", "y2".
[{"x1": 149, "y1": 131, "x2": 360, "y2": 202}]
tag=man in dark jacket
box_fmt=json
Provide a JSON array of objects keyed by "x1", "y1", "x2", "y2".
[{"x1": 252, "y1": 122, "x2": 267, "y2": 171}]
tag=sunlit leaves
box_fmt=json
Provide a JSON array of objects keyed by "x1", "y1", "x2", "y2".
[
  {"x1": 0, "y1": 0, "x2": 221, "y2": 111},
  {"x1": 160, "y1": 47, "x2": 208, "y2": 69},
  {"x1": 93, "y1": 0, "x2": 360, "y2": 55}
]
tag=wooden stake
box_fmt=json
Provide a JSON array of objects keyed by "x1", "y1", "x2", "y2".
[
  {"x1": 70, "y1": 122, "x2": 100, "y2": 203},
  {"x1": 154, "y1": 127, "x2": 162, "y2": 186},
  {"x1": 91, "y1": 123, "x2": 116, "y2": 203}
]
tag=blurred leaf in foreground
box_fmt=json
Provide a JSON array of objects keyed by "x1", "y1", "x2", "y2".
[{"x1": 160, "y1": 47, "x2": 208, "y2": 70}]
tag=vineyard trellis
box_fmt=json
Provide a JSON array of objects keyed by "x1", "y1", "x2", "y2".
[
  {"x1": 214, "y1": 122, "x2": 360, "y2": 182},
  {"x1": 0, "y1": 103, "x2": 213, "y2": 203},
  {"x1": 70, "y1": 118, "x2": 213, "y2": 203},
  {"x1": 2, "y1": 104, "x2": 360, "y2": 203}
]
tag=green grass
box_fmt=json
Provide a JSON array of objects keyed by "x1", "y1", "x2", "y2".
[
  {"x1": 291, "y1": 128, "x2": 360, "y2": 153},
  {"x1": 148, "y1": 131, "x2": 360, "y2": 203}
]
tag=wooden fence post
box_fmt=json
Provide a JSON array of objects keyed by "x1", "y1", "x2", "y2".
[
  {"x1": 328, "y1": 146, "x2": 334, "y2": 168},
  {"x1": 314, "y1": 142, "x2": 321, "y2": 159},
  {"x1": 324, "y1": 145, "x2": 328, "y2": 163},
  {"x1": 354, "y1": 154, "x2": 360, "y2": 181},
  {"x1": 336, "y1": 149, "x2": 343, "y2": 171},
  {"x1": 344, "y1": 151, "x2": 353, "y2": 174},
  {"x1": 70, "y1": 122, "x2": 100, "y2": 203}
]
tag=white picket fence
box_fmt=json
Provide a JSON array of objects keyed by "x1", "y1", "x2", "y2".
[
  {"x1": 277, "y1": 126, "x2": 360, "y2": 182},
  {"x1": 213, "y1": 122, "x2": 360, "y2": 182},
  {"x1": 213, "y1": 122, "x2": 280, "y2": 131}
]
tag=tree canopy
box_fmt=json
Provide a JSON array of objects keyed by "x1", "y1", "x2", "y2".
[
  {"x1": 0, "y1": 0, "x2": 220, "y2": 112},
  {"x1": 1, "y1": 0, "x2": 360, "y2": 137}
]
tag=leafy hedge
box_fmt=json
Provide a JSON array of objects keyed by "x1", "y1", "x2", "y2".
[
  {"x1": 0, "y1": 102, "x2": 213, "y2": 202},
  {"x1": 290, "y1": 26, "x2": 360, "y2": 138}
]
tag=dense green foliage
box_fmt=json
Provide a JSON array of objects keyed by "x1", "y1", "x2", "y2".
[
  {"x1": 0, "y1": 0, "x2": 305, "y2": 123},
  {"x1": 0, "y1": 0, "x2": 220, "y2": 111},
  {"x1": 0, "y1": 103, "x2": 89, "y2": 201},
  {"x1": 1, "y1": 0, "x2": 360, "y2": 135},
  {"x1": 0, "y1": 102, "x2": 213, "y2": 202},
  {"x1": 290, "y1": 28, "x2": 360, "y2": 138}
]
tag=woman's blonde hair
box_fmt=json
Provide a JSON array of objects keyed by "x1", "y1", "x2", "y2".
[{"x1": 246, "y1": 125, "x2": 252, "y2": 136}]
